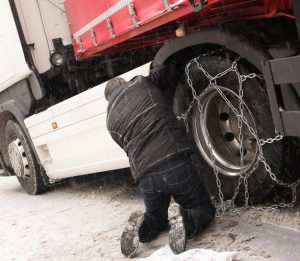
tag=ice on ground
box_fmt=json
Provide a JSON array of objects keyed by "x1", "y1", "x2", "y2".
[{"x1": 139, "y1": 245, "x2": 239, "y2": 261}]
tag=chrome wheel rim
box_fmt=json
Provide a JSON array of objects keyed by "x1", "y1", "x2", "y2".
[
  {"x1": 192, "y1": 87, "x2": 258, "y2": 177},
  {"x1": 8, "y1": 138, "x2": 30, "y2": 180}
]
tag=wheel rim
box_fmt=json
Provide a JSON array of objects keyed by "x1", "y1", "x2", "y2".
[
  {"x1": 192, "y1": 87, "x2": 258, "y2": 177},
  {"x1": 8, "y1": 137, "x2": 30, "y2": 180}
]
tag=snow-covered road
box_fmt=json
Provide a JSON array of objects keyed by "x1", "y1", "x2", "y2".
[{"x1": 1, "y1": 171, "x2": 300, "y2": 260}]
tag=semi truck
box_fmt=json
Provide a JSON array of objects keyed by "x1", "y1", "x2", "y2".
[{"x1": 0, "y1": 0, "x2": 300, "y2": 203}]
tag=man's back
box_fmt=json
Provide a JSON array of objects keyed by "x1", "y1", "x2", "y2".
[{"x1": 106, "y1": 73, "x2": 191, "y2": 181}]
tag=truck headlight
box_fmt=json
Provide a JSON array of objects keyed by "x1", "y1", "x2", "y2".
[{"x1": 50, "y1": 52, "x2": 65, "y2": 67}]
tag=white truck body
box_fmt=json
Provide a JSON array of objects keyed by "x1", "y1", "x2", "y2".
[{"x1": 24, "y1": 62, "x2": 151, "y2": 180}]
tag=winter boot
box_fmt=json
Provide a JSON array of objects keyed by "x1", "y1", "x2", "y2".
[
  {"x1": 168, "y1": 203, "x2": 187, "y2": 254},
  {"x1": 120, "y1": 210, "x2": 144, "y2": 258}
]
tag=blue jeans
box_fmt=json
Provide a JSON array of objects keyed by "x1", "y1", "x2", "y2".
[{"x1": 138, "y1": 154, "x2": 215, "y2": 239}]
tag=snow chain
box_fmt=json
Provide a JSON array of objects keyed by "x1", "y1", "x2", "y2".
[{"x1": 177, "y1": 51, "x2": 300, "y2": 217}]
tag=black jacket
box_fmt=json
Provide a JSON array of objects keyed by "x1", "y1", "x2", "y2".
[{"x1": 106, "y1": 63, "x2": 192, "y2": 182}]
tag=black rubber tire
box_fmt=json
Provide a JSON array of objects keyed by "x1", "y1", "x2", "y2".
[
  {"x1": 5, "y1": 120, "x2": 48, "y2": 195},
  {"x1": 174, "y1": 55, "x2": 300, "y2": 203}
]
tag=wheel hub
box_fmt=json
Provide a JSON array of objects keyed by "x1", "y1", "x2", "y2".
[
  {"x1": 193, "y1": 87, "x2": 258, "y2": 177},
  {"x1": 8, "y1": 138, "x2": 30, "y2": 180}
]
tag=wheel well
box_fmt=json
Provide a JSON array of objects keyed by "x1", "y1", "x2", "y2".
[
  {"x1": 153, "y1": 24, "x2": 270, "y2": 70},
  {"x1": 154, "y1": 19, "x2": 300, "y2": 130},
  {"x1": 153, "y1": 18, "x2": 299, "y2": 70}
]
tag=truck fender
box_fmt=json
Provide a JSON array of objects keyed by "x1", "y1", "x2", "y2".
[
  {"x1": 0, "y1": 100, "x2": 30, "y2": 140},
  {"x1": 152, "y1": 26, "x2": 271, "y2": 70}
]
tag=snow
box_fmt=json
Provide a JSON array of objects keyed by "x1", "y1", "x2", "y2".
[
  {"x1": 139, "y1": 246, "x2": 238, "y2": 261},
  {"x1": 1, "y1": 172, "x2": 300, "y2": 260},
  {"x1": 0, "y1": 174, "x2": 143, "y2": 260}
]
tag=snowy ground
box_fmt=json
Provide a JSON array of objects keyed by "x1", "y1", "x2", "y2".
[{"x1": 0, "y1": 170, "x2": 300, "y2": 261}]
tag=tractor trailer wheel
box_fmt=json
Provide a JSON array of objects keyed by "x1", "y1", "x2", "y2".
[
  {"x1": 174, "y1": 55, "x2": 300, "y2": 203},
  {"x1": 5, "y1": 120, "x2": 48, "y2": 195}
]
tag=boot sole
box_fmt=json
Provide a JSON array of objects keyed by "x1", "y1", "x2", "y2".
[
  {"x1": 121, "y1": 211, "x2": 144, "y2": 258},
  {"x1": 168, "y1": 203, "x2": 187, "y2": 255}
]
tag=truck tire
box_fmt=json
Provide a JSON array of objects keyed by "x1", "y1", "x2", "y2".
[
  {"x1": 5, "y1": 120, "x2": 47, "y2": 195},
  {"x1": 173, "y1": 55, "x2": 300, "y2": 203}
]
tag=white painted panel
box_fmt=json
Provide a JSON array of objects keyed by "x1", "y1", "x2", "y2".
[
  {"x1": 34, "y1": 114, "x2": 129, "y2": 179},
  {"x1": 0, "y1": 0, "x2": 32, "y2": 92},
  {"x1": 25, "y1": 108, "x2": 55, "y2": 139},
  {"x1": 0, "y1": 37, "x2": 15, "y2": 84},
  {"x1": 24, "y1": 107, "x2": 55, "y2": 129},
  {"x1": 25, "y1": 62, "x2": 151, "y2": 179},
  {"x1": 15, "y1": 0, "x2": 71, "y2": 73}
]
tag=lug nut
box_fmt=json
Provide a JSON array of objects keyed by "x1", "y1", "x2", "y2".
[
  {"x1": 220, "y1": 112, "x2": 229, "y2": 121},
  {"x1": 224, "y1": 132, "x2": 235, "y2": 142}
]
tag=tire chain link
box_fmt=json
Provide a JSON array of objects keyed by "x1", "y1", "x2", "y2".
[{"x1": 177, "y1": 51, "x2": 300, "y2": 217}]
